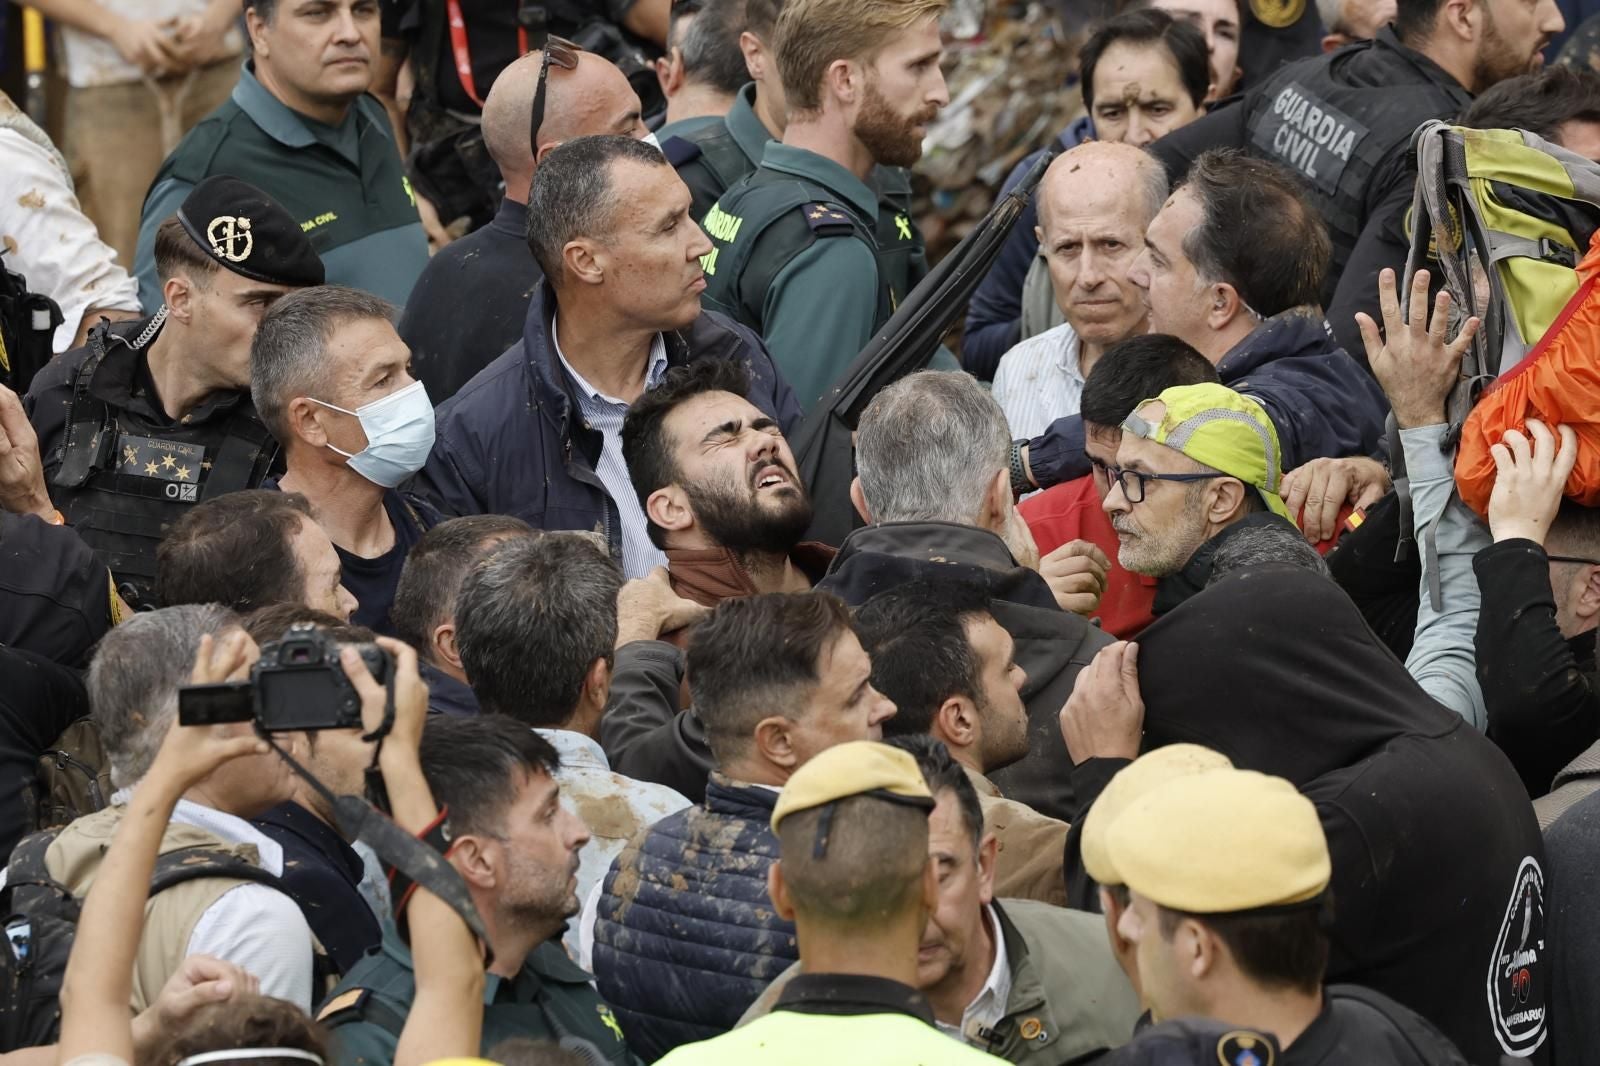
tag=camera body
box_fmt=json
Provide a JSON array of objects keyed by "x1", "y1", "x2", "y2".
[{"x1": 178, "y1": 624, "x2": 392, "y2": 732}]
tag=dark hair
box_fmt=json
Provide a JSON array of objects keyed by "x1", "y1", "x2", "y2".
[
  {"x1": 1157, "y1": 903, "x2": 1330, "y2": 995},
  {"x1": 775, "y1": 793, "x2": 930, "y2": 925},
  {"x1": 526, "y1": 135, "x2": 673, "y2": 281},
  {"x1": 1548, "y1": 499, "x2": 1600, "y2": 559},
  {"x1": 1393, "y1": 0, "x2": 1444, "y2": 47},
  {"x1": 687, "y1": 592, "x2": 856, "y2": 764},
  {"x1": 1080, "y1": 9, "x2": 1209, "y2": 112},
  {"x1": 853, "y1": 581, "x2": 989, "y2": 738},
  {"x1": 243, "y1": 603, "x2": 376, "y2": 647},
  {"x1": 391, "y1": 515, "x2": 535, "y2": 658},
  {"x1": 243, "y1": 0, "x2": 279, "y2": 21},
  {"x1": 745, "y1": 0, "x2": 783, "y2": 42},
  {"x1": 622, "y1": 359, "x2": 753, "y2": 548},
  {"x1": 141, "y1": 993, "x2": 327, "y2": 1066},
  {"x1": 156, "y1": 490, "x2": 315, "y2": 613},
  {"x1": 454, "y1": 534, "x2": 622, "y2": 726},
  {"x1": 152, "y1": 216, "x2": 219, "y2": 286},
  {"x1": 886, "y1": 733, "x2": 983, "y2": 849},
  {"x1": 250, "y1": 285, "x2": 397, "y2": 442},
  {"x1": 418, "y1": 714, "x2": 561, "y2": 837},
  {"x1": 1460, "y1": 67, "x2": 1600, "y2": 144},
  {"x1": 1079, "y1": 334, "x2": 1221, "y2": 428},
  {"x1": 488, "y1": 1039, "x2": 592, "y2": 1066},
  {"x1": 678, "y1": 0, "x2": 753, "y2": 95},
  {"x1": 1181, "y1": 150, "x2": 1329, "y2": 318}
]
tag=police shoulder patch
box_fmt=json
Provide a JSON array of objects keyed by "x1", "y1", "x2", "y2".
[
  {"x1": 316, "y1": 988, "x2": 370, "y2": 1022},
  {"x1": 660, "y1": 136, "x2": 702, "y2": 168},
  {"x1": 799, "y1": 202, "x2": 855, "y2": 235},
  {"x1": 1249, "y1": 0, "x2": 1304, "y2": 28},
  {"x1": 1216, "y1": 1030, "x2": 1275, "y2": 1066}
]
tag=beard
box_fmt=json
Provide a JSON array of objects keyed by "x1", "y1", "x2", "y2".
[
  {"x1": 1111, "y1": 485, "x2": 1211, "y2": 577},
  {"x1": 854, "y1": 77, "x2": 935, "y2": 168},
  {"x1": 1472, "y1": 9, "x2": 1542, "y2": 90},
  {"x1": 683, "y1": 467, "x2": 814, "y2": 558}
]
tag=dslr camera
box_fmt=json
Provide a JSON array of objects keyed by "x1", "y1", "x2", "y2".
[{"x1": 178, "y1": 624, "x2": 392, "y2": 732}]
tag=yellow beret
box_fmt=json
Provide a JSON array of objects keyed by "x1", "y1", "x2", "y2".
[
  {"x1": 1103, "y1": 769, "x2": 1331, "y2": 914},
  {"x1": 1080, "y1": 745, "x2": 1234, "y2": 886},
  {"x1": 771, "y1": 741, "x2": 936, "y2": 832}
]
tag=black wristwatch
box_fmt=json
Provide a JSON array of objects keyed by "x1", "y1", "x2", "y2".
[{"x1": 1009, "y1": 440, "x2": 1032, "y2": 499}]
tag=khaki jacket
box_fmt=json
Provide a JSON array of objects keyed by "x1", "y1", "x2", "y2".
[
  {"x1": 45, "y1": 804, "x2": 264, "y2": 1012},
  {"x1": 968, "y1": 767, "x2": 1070, "y2": 907}
]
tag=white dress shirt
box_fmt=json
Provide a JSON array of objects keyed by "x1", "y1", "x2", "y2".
[
  {"x1": 935, "y1": 904, "x2": 1012, "y2": 1045},
  {"x1": 991, "y1": 322, "x2": 1087, "y2": 440}
]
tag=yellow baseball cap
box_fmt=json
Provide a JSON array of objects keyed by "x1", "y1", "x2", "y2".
[
  {"x1": 1080, "y1": 745, "x2": 1234, "y2": 886},
  {"x1": 1122, "y1": 383, "x2": 1296, "y2": 527},
  {"x1": 771, "y1": 741, "x2": 936, "y2": 833},
  {"x1": 1102, "y1": 768, "x2": 1331, "y2": 914}
]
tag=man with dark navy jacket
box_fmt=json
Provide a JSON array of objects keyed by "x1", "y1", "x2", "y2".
[{"x1": 415, "y1": 135, "x2": 800, "y2": 579}]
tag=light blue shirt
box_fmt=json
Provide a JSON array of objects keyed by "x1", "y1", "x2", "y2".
[{"x1": 551, "y1": 315, "x2": 670, "y2": 578}]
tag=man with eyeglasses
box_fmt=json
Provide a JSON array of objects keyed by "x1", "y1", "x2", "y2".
[
  {"x1": 1007, "y1": 149, "x2": 1387, "y2": 502},
  {"x1": 1101, "y1": 382, "x2": 1308, "y2": 613},
  {"x1": 399, "y1": 41, "x2": 650, "y2": 402}
]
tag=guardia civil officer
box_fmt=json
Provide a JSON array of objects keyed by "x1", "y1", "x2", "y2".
[
  {"x1": 1148, "y1": 0, "x2": 1563, "y2": 356},
  {"x1": 653, "y1": 742, "x2": 1000, "y2": 1066},
  {"x1": 1100, "y1": 764, "x2": 1476, "y2": 1065},
  {"x1": 696, "y1": 0, "x2": 948, "y2": 408},
  {"x1": 25, "y1": 176, "x2": 323, "y2": 609},
  {"x1": 659, "y1": 0, "x2": 929, "y2": 312}
]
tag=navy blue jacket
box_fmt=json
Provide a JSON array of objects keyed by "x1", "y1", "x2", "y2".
[
  {"x1": 1026, "y1": 308, "x2": 1390, "y2": 489},
  {"x1": 592, "y1": 775, "x2": 794, "y2": 1061},
  {"x1": 962, "y1": 116, "x2": 1093, "y2": 381},
  {"x1": 412, "y1": 285, "x2": 803, "y2": 552}
]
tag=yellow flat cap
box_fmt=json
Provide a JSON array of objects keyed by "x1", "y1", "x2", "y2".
[
  {"x1": 1103, "y1": 769, "x2": 1331, "y2": 914},
  {"x1": 771, "y1": 741, "x2": 936, "y2": 832},
  {"x1": 1080, "y1": 745, "x2": 1234, "y2": 886}
]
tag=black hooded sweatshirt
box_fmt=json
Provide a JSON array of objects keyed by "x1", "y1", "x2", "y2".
[{"x1": 1065, "y1": 564, "x2": 1549, "y2": 1066}]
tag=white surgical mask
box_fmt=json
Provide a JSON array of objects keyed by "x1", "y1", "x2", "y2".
[
  {"x1": 311, "y1": 380, "x2": 436, "y2": 488},
  {"x1": 643, "y1": 130, "x2": 662, "y2": 151}
]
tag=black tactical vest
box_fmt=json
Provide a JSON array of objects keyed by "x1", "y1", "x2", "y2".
[
  {"x1": 1241, "y1": 34, "x2": 1471, "y2": 290},
  {"x1": 663, "y1": 125, "x2": 759, "y2": 224},
  {"x1": 699, "y1": 170, "x2": 894, "y2": 336},
  {"x1": 46, "y1": 324, "x2": 280, "y2": 609},
  {"x1": 872, "y1": 165, "x2": 929, "y2": 314}
]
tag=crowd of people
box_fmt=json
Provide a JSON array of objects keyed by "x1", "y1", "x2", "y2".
[{"x1": 5, "y1": 0, "x2": 1600, "y2": 1059}]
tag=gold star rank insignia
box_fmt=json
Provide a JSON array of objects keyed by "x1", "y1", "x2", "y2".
[
  {"x1": 161, "y1": 453, "x2": 176, "y2": 470},
  {"x1": 175, "y1": 465, "x2": 192, "y2": 481},
  {"x1": 144, "y1": 461, "x2": 160, "y2": 476}
]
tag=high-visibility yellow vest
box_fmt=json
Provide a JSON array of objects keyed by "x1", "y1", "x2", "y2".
[{"x1": 655, "y1": 1009, "x2": 1001, "y2": 1065}]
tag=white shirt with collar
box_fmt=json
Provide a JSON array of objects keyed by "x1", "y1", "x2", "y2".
[
  {"x1": 106, "y1": 790, "x2": 315, "y2": 1011},
  {"x1": 550, "y1": 314, "x2": 671, "y2": 579},
  {"x1": 991, "y1": 322, "x2": 1086, "y2": 440},
  {"x1": 936, "y1": 903, "x2": 1012, "y2": 1046},
  {"x1": 537, "y1": 728, "x2": 690, "y2": 962}
]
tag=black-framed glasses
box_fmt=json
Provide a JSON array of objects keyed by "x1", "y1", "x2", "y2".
[
  {"x1": 1106, "y1": 465, "x2": 1225, "y2": 504},
  {"x1": 528, "y1": 35, "x2": 582, "y2": 156},
  {"x1": 1548, "y1": 554, "x2": 1600, "y2": 567}
]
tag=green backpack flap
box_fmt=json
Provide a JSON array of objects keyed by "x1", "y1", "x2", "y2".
[
  {"x1": 33, "y1": 720, "x2": 113, "y2": 832},
  {"x1": 1395, "y1": 122, "x2": 1600, "y2": 604}
]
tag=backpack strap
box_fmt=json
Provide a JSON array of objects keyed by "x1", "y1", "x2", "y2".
[
  {"x1": 2, "y1": 831, "x2": 64, "y2": 897},
  {"x1": 147, "y1": 845, "x2": 285, "y2": 897},
  {"x1": 659, "y1": 135, "x2": 701, "y2": 168},
  {"x1": 1324, "y1": 984, "x2": 1463, "y2": 1062},
  {"x1": 49, "y1": 330, "x2": 115, "y2": 491}
]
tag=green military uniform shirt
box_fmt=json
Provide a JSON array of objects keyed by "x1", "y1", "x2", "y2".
[
  {"x1": 134, "y1": 63, "x2": 429, "y2": 312},
  {"x1": 319, "y1": 927, "x2": 638, "y2": 1066},
  {"x1": 698, "y1": 142, "x2": 891, "y2": 409}
]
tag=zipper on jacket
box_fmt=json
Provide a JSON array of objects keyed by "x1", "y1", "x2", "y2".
[{"x1": 49, "y1": 751, "x2": 105, "y2": 809}]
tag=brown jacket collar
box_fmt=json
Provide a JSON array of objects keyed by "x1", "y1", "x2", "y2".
[{"x1": 665, "y1": 542, "x2": 836, "y2": 607}]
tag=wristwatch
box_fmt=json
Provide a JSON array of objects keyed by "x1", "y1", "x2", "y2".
[{"x1": 1009, "y1": 440, "x2": 1032, "y2": 499}]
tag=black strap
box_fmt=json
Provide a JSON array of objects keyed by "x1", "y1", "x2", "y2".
[
  {"x1": 201, "y1": 410, "x2": 279, "y2": 500},
  {"x1": 50, "y1": 332, "x2": 114, "y2": 491}
]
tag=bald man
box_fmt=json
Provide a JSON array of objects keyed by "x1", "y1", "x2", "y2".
[
  {"x1": 991, "y1": 143, "x2": 1169, "y2": 439},
  {"x1": 398, "y1": 49, "x2": 649, "y2": 402}
]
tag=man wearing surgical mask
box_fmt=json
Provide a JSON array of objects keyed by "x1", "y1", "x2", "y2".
[{"x1": 250, "y1": 285, "x2": 441, "y2": 636}]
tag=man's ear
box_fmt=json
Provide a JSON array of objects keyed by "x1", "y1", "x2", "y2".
[
  {"x1": 163, "y1": 276, "x2": 196, "y2": 324},
  {"x1": 739, "y1": 31, "x2": 765, "y2": 80},
  {"x1": 768, "y1": 860, "x2": 796, "y2": 920},
  {"x1": 753, "y1": 715, "x2": 798, "y2": 770},
  {"x1": 285, "y1": 396, "x2": 331, "y2": 449},
  {"x1": 534, "y1": 137, "x2": 565, "y2": 166},
  {"x1": 582, "y1": 657, "x2": 612, "y2": 715},
  {"x1": 1188, "y1": 919, "x2": 1223, "y2": 981},
  {"x1": 1205, "y1": 281, "x2": 1249, "y2": 333},
  {"x1": 433, "y1": 621, "x2": 463, "y2": 671},
  {"x1": 562, "y1": 237, "x2": 606, "y2": 286},
  {"x1": 1205, "y1": 478, "x2": 1251, "y2": 526},
  {"x1": 448, "y1": 833, "x2": 499, "y2": 891},
  {"x1": 646, "y1": 485, "x2": 695, "y2": 543},
  {"x1": 1440, "y1": 0, "x2": 1481, "y2": 40},
  {"x1": 821, "y1": 57, "x2": 860, "y2": 109},
  {"x1": 849, "y1": 476, "x2": 872, "y2": 524},
  {"x1": 980, "y1": 468, "x2": 1011, "y2": 535},
  {"x1": 935, "y1": 695, "x2": 980, "y2": 752},
  {"x1": 1575, "y1": 565, "x2": 1600, "y2": 626},
  {"x1": 245, "y1": 7, "x2": 270, "y2": 55}
]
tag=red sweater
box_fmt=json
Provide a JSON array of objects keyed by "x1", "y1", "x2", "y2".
[{"x1": 1020, "y1": 477, "x2": 1158, "y2": 639}]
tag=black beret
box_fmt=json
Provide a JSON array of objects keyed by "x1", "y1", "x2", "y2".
[
  {"x1": 175, "y1": 175, "x2": 325, "y2": 288},
  {"x1": 1100, "y1": 1020, "x2": 1282, "y2": 1066}
]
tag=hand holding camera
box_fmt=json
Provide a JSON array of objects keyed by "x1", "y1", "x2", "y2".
[{"x1": 178, "y1": 623, "x2": 394, "y2": 732}]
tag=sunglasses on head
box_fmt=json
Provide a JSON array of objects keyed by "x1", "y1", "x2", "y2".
[{"x1": 529, "y1": 35, "x2": 582, "y2": 155}]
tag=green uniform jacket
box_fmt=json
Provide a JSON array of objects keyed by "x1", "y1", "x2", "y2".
[
  {"x1": 318, "y1": 927, "x2": 639, "y2": 1066},
  {"x1": 738, "y1": 899, "x2": 1141, "y2": 1065},
  {"x1": 134, "y1": 63, "x2": 429, "y2": 312}
]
